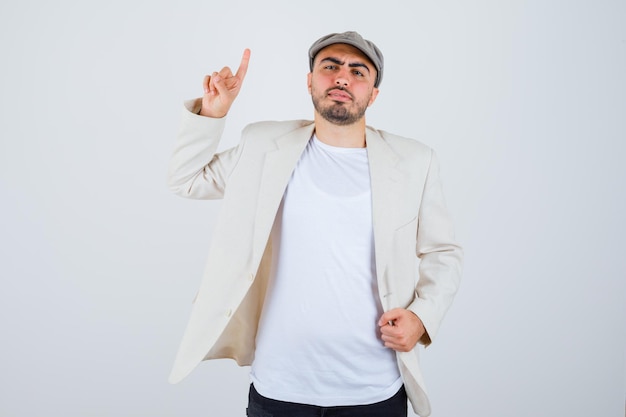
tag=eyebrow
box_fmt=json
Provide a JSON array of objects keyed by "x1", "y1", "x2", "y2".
[{"x1": 320, "y1": 57, "x2": 371, "y2": 73}]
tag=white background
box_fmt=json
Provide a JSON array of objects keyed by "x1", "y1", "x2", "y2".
[{"x1": 1, "y1": 1, "x2": 624, "y2": 416}]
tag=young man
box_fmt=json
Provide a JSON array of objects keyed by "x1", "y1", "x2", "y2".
[{"x1": 167, "y1": 31, "x2": 462, "y2": 417}]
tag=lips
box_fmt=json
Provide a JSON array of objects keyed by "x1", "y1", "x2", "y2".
[{"x1": 327, "y1": 88, "x2": 352, "y2": 102}]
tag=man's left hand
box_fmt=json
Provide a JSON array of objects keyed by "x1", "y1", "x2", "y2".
[{"x1": 378, "y1": 308, "x2": 425, "y2": 352}]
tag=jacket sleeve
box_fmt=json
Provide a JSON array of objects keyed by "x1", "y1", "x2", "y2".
[
  {"x1": 167, "y1": 98, "x2": 244, "y2": 199},
  {"x1": 407, "y1": 150, "x2": 463, "y2": 346}
]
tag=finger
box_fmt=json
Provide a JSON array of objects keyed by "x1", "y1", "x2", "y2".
[
  {"x1": 211, "y1": 73, "x2": 230, "y2": 97},
  {"x1": 381, "y1": 334, "x2": 402, "y2": 349},
  {"x1": 380, "y1": 326, "x2": 399, "y2": 337},
  {"x1": 203, "y1": 75, "x2": 211, "y2": 94},
  {"x1": 208, "y1": 71, "x2": 219, "y2": 95},
  {"x1": 235, "y1": 48, "x2": 251, "y2": 80},
  {"x1": 383, "y1": 338, "x2": 402, "y2": 349},
  {"x1": 384, "y1": 341, "x2": 412, "y2": 352},
  {"x1": 218, "y1": 66, "x2": 233, "y2": 79},
  {"x1": 381, "y1": 333, "x2": 394, "y2": 343},
  {"x1": 382, "y1": 332, "x2": 411, "y2": 349}
]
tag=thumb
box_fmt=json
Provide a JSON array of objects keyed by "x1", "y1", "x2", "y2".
[{"x1": 378, "y1": 308, "x2": 402, "y2": 326}]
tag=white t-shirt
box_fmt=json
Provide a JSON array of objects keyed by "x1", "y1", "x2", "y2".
[{"x1": 250, "y1": 136, "x2": 402, "y2": 406}]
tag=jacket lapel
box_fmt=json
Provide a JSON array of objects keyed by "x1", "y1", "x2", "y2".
[
  {"x1": 366, "y1": 128, "x2": 406, "y2": 304},
  {"x1": 252, "y1": 123, "x2": 315, "y2": 263}
]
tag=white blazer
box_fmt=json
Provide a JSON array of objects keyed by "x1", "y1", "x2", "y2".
[{"x1": 167, "y1": 99, "x2": 463, "y2": 417}]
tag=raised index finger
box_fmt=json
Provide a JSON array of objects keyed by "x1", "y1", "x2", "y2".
[{"x1": 235, "y1": 48, "x2": 251, "y2": 80}]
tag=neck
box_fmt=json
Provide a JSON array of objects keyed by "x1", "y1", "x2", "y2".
[{"x1": 313, "y1": 112, "x2": 367, "y2": 148}]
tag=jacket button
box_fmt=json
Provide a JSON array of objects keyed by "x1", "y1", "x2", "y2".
[
  {"x1": 248, "y1": 272, "x2": 255, "y2": 281},
  {"x1": 225, "y1": 309, "x2": 232, "y2": 317}
]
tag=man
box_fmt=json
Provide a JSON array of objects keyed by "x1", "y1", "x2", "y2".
[{"x1": 167, "y1": 31, "x2": 462, "y2": 417}]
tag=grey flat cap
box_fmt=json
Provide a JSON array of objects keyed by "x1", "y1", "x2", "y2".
[{"x1": 308, "y1": 31, "x2": 384, "y2": 87}]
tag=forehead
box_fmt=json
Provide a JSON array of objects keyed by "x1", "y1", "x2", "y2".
[{"x1": 313, "y1": 43, "x2": 374, "y2": 67}]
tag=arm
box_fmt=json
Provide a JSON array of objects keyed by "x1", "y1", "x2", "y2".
[
  {"x1": 379, "y1": 150, "x2": 463, "y2": 350},
  {"x1": 167, "y1": 50, "x2": 251, "y2": 199},
  {"x1": 408, "y1": 150, "x2": 463, "y2": 345}
]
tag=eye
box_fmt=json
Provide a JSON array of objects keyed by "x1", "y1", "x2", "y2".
[
  {"x1": 324, "y1": 64, "x2": 337, "y2": 70},
  {"x1": 353, "y1": 69, "x2": 364, "y2": 77}
]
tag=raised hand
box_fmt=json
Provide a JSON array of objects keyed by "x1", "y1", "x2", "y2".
[{"x1": 199, "y1": 49, "x2": 251, "y2": 118}]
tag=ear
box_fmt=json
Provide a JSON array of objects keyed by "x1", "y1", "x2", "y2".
[
  {"x1": 368, "y1": 87, "x2": 380, "y2": 107},
  {"x1": 307, "y1": 72, "x2": 312, "y2": 94}
]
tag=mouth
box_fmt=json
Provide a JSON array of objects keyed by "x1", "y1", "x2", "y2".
[{"x1": 327, "y1": 88, "x2": 352, "y2": 102}]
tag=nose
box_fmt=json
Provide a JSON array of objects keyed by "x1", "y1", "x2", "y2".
[{"x1": 335, "y1": 67, "x2": 349, "y2": 87}]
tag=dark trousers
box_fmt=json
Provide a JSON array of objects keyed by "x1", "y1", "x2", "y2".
[{"x1": 246, "y1": 384, "x2": 407, "y2": 417}]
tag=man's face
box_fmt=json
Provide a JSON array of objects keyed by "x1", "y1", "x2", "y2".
[{"x1": 308, "y1": 43, "x2": 379, "y2": 126}]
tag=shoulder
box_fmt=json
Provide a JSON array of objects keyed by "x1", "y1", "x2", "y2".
[
  {"x1": 366, "y1": 126, "x2": 433, "y2": 156},
  {"x1": 242, "y1": 120, "x2": 314, "y2": 137}
]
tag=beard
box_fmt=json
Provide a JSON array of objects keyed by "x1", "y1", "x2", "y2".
[{"x1": 311, "y1": 86, "x2": 372, "y2": 126}]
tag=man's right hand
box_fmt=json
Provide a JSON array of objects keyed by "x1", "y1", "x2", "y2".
[{"x1": 199, "y1": 49, "x2": 251, "y2": 118}]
